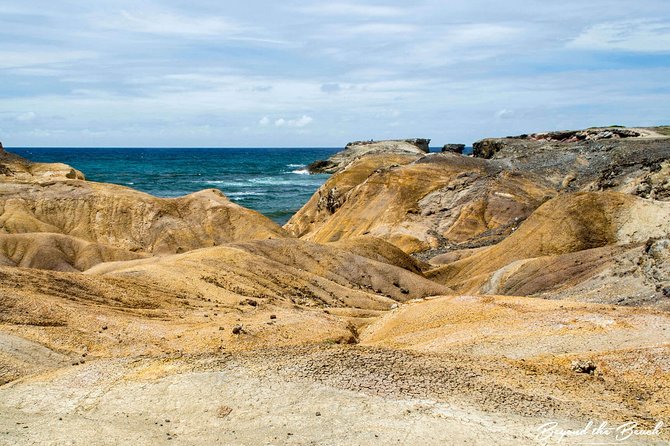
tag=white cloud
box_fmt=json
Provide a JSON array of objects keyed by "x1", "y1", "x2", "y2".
[
  {"x1": 297, "y1": 3, "x2": 404, "y2": 17},
  {"x1": 122, "y1": 9, "x2": 236, "y2": 35},
  {"x1": 98, "y1": 9, "x2": 245, "y2": 37},
  {"x1": 274, "y1": 115, "x2": 313, "y2": 127},
  {"x1": 15, "y1": 112, "x2": 36, "y2": 123},
  {"x1": 345, "y1": 23, "x2": 417, "y2": 35},
  {"x1": 496, "y1": 109, "x2": 514, "y2": 119},
  {"x1": 570, "y1": 20, "x2": 670, "y2": 52},
  {"x1": 0, "y1": 50, "x2": 95, "y2": 69},
  {"x1": 259, "y1": 116, "x2": 270, "y2": 126}
]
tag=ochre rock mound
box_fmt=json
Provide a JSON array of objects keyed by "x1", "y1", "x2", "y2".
[
  {"x1": 0, "y1": 181, "x2": 287, "y2": 255},
  {"x1": 289, "y1": 152, "x2": 555, "y2": 253},
  {"x1": 285, "y1": 153, "x2": 421, "y2": 238},
  {"x1": 0, "y1": 233, "x2": 147, "y2": 272},
  {"x1": 307, "y1": 139, "x2": 429, "y2": 174},
  {"x1": 0, "y1": 265, "x2": 358, "y2": 383},
  {"x1": 88, "y1": 238, "x2": 452, "y2": 311},
  {"x1": 472, "y1": 126, "x2": 670, "y2": 197},
  {"x1": 0, "y1": 148, "x2": 85, "y2": 181},
  {"x1": 427, "y1": 192, "x2": 670, "y2": 296},
  {"x1": 329, "y1": 236, "x2": 430, "y2": 274},
  {"x1": 534, "y1": 238, "x2": 670, "y2": 310},
  {"x1": 0, "y1": 235, "x2": 451, "y2": 382}
]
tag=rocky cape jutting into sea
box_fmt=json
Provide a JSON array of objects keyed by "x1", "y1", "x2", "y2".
[{"x1": 1, "y1": 127, "x2": 670, "y2": 445}]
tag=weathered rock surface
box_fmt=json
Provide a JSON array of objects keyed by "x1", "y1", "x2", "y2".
[
  {"x1": 0, "y1": 233, "x2": 147, "y2": 272},
  {"x1": 0, "y1": 145, "x2": 85, "y2": 181},
  {"x1": 0, "y1": 236, "x2": 450, "y2": 384},
  {"x1": 361, "y1": 294, "x2": 670, "y2": 427},
  {"x1": 472, "y1": 126, "x2": 670, "y2": 197},
  {"x1": 0, "y1": 181, "x2": 287, "y2": 255},
  {"x1": 307, "y1": 139, "x2": 429, "y2": 174},
  {"x1": 441, "y1": 143, "x2": 465, "y2": 154},
  {"x1": 426, "y1": 192, "x2": 670, "y2": 308},
  {"x1": 288, "y1": 152, "x2": 555, "y2": 253},
  {"x1": 88, "y1": 238, "x2": 451, "y2": 310}
]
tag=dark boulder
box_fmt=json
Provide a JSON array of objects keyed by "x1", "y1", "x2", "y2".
[{"x1": 441, "y1": 144, "x2": 465, "y2": 154}]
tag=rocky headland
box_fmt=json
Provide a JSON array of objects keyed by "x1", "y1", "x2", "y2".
[{"x1": 1, "y1": 128, "x2": 670, "y2": 445}]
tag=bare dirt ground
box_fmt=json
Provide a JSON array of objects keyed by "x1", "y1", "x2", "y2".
[{"x1": 0, "y1": 346, "x2": 667, "y2": 446}]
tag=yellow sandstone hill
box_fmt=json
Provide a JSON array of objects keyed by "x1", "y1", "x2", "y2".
[
  {"x1": 0, "y1": 181, "x2": 287, "y2": 256},
  {"x1": 287, "y1": 151, "x2": 555, "y2": 253},
  {"x1": 425, "y1": 192, "x2": 670, "y2": 308}
]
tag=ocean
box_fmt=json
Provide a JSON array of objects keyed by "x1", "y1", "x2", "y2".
[{"x1": 9, "y1": 147, "x2": 339, "y2": 225}]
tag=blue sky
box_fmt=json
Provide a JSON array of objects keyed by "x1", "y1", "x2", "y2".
[{"x1": 1, "y1": 0, "x2": 669, "y2": 147}]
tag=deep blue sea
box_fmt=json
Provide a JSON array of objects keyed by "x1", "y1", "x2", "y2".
[{"x1": 8, "y1": 147, "x2": 339, "y2": 225}]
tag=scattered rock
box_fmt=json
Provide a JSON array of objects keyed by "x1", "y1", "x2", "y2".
[
  {"x1": 216, "y1": 405, "x2": 233, "y2": 419},
  {"x1": 232, "y1": 325, "x2": 244, "y2": 335},
  {"x1": 571, "y1": 360, "x2": 597, "y2": 374}
]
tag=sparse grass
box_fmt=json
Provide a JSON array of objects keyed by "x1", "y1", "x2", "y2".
[
  {"x1": 651, "y1": 126, "x2": 670, "y2": 136},
  {"x1": 587, "y1": 125, "x2": 625, "y2": 129}
]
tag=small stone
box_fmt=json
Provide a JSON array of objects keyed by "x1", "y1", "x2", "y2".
[
  {"x1": 315, "y1": 412, "x2": 321, "y2": 416},
  {"x1": 270, "y1": 314, "x2": 277, "y2": 320},
  {"x1": 571, "y1": 359, "x2": 597, "y2": 374},
  {"x1": 217, "y1": 406, "x2": 233, "y2": 419},
  {"x1": 232, "y1": 325, "x2": 243, "y2": 335},
  {"x1": 101, "y1": 326, "x2": 108, "y2": 330}
]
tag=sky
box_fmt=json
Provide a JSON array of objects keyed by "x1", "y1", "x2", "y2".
[{"x1": 1, "y1": 1, "x2": 669, "y2": 147}]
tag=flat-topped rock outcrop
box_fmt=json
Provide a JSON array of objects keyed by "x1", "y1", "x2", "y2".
[
  {"x1": 472, "y1": 126, "x2": 670, "y2": 198},
  {"x1": 307, "y1": 138, "x2": 430, "y2": 174}
]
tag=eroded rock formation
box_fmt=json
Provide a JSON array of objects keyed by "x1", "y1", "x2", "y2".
[{"x1": 307, "y1": 138, "x2": 430, "y2": 174}]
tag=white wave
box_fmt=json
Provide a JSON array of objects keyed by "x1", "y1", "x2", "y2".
[
  {"x1": 203, "y1": 180, "x2": 252, "y2": 187},
  {"x1": 291, "y1": 168, "x2": 310, "y2": 175},
  {"x1": 226, "y1": 191, "x2": 266, "y2": 198},
  {"x1": 247, "y1": 177, "x2": 298, "y2": 186},
  {"x1": 286, "y1": 163, "x2": 305, "y2": 168}
]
